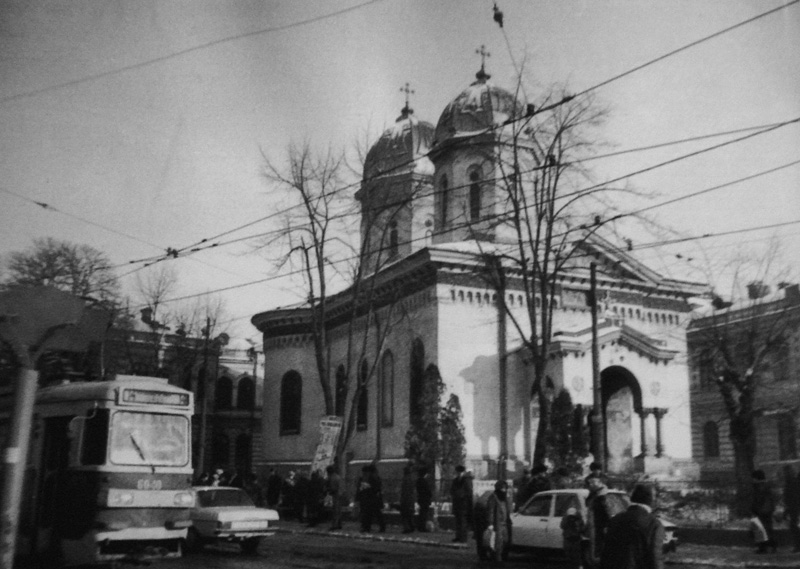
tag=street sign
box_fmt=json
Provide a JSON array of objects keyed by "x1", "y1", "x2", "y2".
[{"x1": 310, "y1": 415, "x2": 342, "y2": 474}]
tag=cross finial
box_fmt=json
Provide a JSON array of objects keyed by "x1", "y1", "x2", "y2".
[
  {"x1": 475, "y1": 45, "x2": 491, "y2": 82},
  {"x1": 398, "y1": 82, "x2": 415, "y2": 120}
]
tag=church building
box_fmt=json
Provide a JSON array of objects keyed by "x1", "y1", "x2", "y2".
[{"x1": 252, "y1": 65, "x2": 705, "y2": 484}]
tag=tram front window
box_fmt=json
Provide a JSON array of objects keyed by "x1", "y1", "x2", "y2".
[{"x1": 110, "y1": 411, "x2": 189, "y2": 466}]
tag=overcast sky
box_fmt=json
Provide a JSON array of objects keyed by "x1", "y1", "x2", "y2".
[{"x1": 1, "y1": 0, "x2": 799, "y2": 339}]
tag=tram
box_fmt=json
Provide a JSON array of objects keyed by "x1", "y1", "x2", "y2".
[{"x1": 0, "y1": 375, "x2": 195, "y2": 566}]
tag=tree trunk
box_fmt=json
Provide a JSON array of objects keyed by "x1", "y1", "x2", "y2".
[
  {"x1": 730, "y1": 414, "x2": 756, "y2": 516},
  {"x1": 532, "y1": 389, "x2": 552, "y2": 467}
]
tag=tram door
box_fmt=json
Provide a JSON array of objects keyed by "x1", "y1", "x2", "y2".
[{"x1": 34, "y1": 416, "x2": 72, "y2": 556}]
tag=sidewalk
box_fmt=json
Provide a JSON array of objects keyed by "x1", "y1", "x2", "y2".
[{"x1": 272, "y1": 519, "x2": 800, "y2": 567}]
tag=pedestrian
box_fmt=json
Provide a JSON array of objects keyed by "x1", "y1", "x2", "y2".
[
  {"x1": 528, "y1": 464, "x2": 552, "y2": 497},
  {"x1": 265, "y1": 468, "x2": 283, "y2": 508},
  {"x1": 416, "y1": 466, "x2": 434, "y2": 532},
  {"x1": 552, "y1": 466, "x2": 571, "y2": 489},
  {"x1": 450, "y1": 465, "x2": 473, "y2": 543},
  {"x1": 513, "y1": 468, "x2": 533, "y2": 511},
  {"x1": 399, "y1": 463, "x2": 416, "y2": 533},
  {"x1": 560, "y1": 505, "x2": 586, "y2": 569},
  {"x1": 294, "y1": 470, "x2": 310, "y2": 523},
  {"x1": 306, "y1": 469, "x2": 325, "y2": 527},
  {"x1": 281, "y1": 470, "x2": 297, "y2": 519},
  {"x1": 752, "y1": 469, "x2": 778, "y2": 553},
  {"x1": 584, "y1": 461, "x2": 605, "y2": 485},
  {"x1": 599, "y1": 484, "x2": 664, "y2": 569},
  {"x1": 585, "y1": 472, "x2": 612, "y2": 567},
  {"x1": 784, "y1": 465, "x2": 800, "y2": 552},
  {"x1": 368, "y1": 463, "x2": 387, "y2": 532},
  {"x1": 325, "y1": 464, "x2": 343, "y2": 531},
  {"x1": 485, "y1": 479, "x2": 512, "y2": 562},
  {"x1": 356, "y1": 465, "x2": 380, "y2": 532}
]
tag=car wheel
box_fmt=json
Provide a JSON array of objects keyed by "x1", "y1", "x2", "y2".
[
  {"x1": 241, "y1": 537, "x2": 261, "y2": 555},
  {"x1": 185, "y1": 527, "x2": 204, "y2": 554}
]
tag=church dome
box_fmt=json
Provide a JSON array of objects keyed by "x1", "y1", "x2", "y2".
[
  {"x1": 433, "y1": 68, "x2": 525, "y2": 148},
  {"x1": 363, "y1": 106, "x2": 435, "y2": 181}
]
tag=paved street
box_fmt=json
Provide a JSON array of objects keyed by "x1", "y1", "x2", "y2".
[{"x1": 151, "y1": 522, "x2": 800, "y2": 569}]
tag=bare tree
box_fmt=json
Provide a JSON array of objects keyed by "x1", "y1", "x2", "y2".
[
  {"x1": 1, "y1": 237, "x2": 120, "y2": 309},
  {"x1": 688, "y1": 243, "x2": 798, "y2": 512}
]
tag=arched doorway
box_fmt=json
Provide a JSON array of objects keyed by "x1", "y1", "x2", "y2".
[{"x1": 601, "y1": 366, "x2": 643, "y2": 475}]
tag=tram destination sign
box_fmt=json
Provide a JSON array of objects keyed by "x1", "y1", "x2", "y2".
[{"x1": 120, "y1": 388, "x2": 190, "y2": 407}]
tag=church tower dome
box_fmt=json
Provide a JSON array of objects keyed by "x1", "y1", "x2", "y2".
[
  {"x1": 430, "y1": 59, "x2": 525, "y2": 246},
  {"x1": 357, "y1": 92, "x2": 435, "y2": 274}
]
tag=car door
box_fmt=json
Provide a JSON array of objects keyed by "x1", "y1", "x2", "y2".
[
  {"x1": 551, "y1": 493, "x2": 583, "y2": 549},
  {"x1": 511, "y1": 493, "x2": 553, "y2": 548}
]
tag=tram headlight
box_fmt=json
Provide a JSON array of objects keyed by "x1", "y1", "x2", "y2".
[
  {"x1": 107, "y1": 490, "x2": 135, "y2": 506},
  {"x1": 173, "y1": 492, "x2": 194, "y2": 507}
]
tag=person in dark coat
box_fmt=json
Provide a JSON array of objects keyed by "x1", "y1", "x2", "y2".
[
  {"x1": 752, "y1": 469, "x2": 778, "y2": 553},
  {"x1": 585, "y1": 472, "x2": 612, "y2": 566},
  {"x1": 485, "y1": 479, "x2": 512, "y2": 562},
  {"x1": 305, "y1": 469, "x2": 325, "y2": 527},
  {"x1": 265, "y1": 468, "x2": 283, "y2": 508},
  {"x1": 356, "y1": 465, "x2": 382, "y2": 532},
  {"x1": 783, "y1": 466, "x2": 800, "y2": 552},
  {"x1": 281, "y1": 470, "x2": 297, "y2": 519},
  {"x1": 416, "y1": 467, "x2": 434, "y2": 532},
  {"x1": 325, "y1": 464, "x2": 343, "y2": 531},
  {"x1": 449, "y1": 465, "x2": 473, "y2": 543},
  {"x1": 294, "y1": 470, "x2": 309, "y2": 522},
  {"x1": 399, "y1": 464, "x2": 416, "y2": 533},
  {"x1": 600, "y1": 484, "x2": 664, "y2": 569},
  {"x1": 527, "y1": 464, "x2": 552, "y2": 497},
  {"x1": 560, "y1": 505, "x2": 585, "y2": 569},
  {"x1": 368, "y1": 464, "x2": 386, "y2": 532},
  {"x1": 513, "y1": 468, "x2": 533, "y2": 511}
]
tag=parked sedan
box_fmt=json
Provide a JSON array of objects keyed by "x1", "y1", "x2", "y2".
[
  {"x1": 187, "y1": 486, "x2": 279, "y2": 554},
  {"x1": 509, "y1": 489, "x2": 678, "y2": 559}
]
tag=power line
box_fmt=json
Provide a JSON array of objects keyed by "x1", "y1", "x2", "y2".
[
  {"x1": 0, "y1": 0, "x2": 389, "y2": 105},
  {"x1": 572, "y1": 0, "x2": 800, "y2": 98}
]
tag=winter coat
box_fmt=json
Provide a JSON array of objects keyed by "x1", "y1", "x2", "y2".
[{"x1": 600, "y1": 505, "x2": 664, "y2": 569}]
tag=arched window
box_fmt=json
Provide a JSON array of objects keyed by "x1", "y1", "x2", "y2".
[
  {"x1": 236, "y1": 377, "x2": 255, "y2": 410},
  {"x1": 235, "y1": 433, "x2": 252, "y2": 473},
  {"x1": 703, "y1": 421, "x2": 719, "y2": 458},
  {"x1": 212, "y1": 432, "x2": 229, "y2": 468},
  {"x1": 215, "y1": 377, "x2": 233, "y2": 410},
  {"x1": 440, "y1": 175, "x2": 449, "y2": 227},
  {"x1": 410, "y1": 338, "x2": 425, "y2": 421},
  {"x1": 280, "y1": 370, "x2": 302, "y2": 435},
  {"x1": 335, "y1": 365, "x2": 347, "y2": 417},
  {"x1": 380, "y1": 350, "x2": 394, "y2": 427},
  {"x1": 357, "y1": 359, "x2": 368, "y2": 430},
  {"x1": 389, "y1": 221, "x2": 399, "y2": 258},
  {"x1": 469, "y1": 168, "x2": 482, "y2": 221}
]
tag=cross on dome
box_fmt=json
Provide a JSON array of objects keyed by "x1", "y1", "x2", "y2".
[
  {"x1": 475, "y1": 45, "x2": 491, "y2": 82},
  {"x1": 399, "y1": 82, "x2": 415, "y2": 119}
]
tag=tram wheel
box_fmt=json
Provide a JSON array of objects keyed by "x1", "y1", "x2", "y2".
[
  {"x1": 185, "y1": 528, "x2": 204, "y2": 554},
  {"x1": 240, "y1": 537, "x2": 261, "y2": 554}
]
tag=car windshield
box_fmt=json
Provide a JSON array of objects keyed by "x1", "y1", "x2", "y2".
[
  {"x1": 197, "y1": 488, "x2": 255, "y2": 508},
  {"x1": 109, "y1": 411, "x2": 189, "y2": 466}
]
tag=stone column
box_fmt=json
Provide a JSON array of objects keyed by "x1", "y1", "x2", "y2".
[
  {"x1": 637, "y1": 408, "x2": 651, "y2": 457},
  {"x1": 653, "y1": 408, "x2": 667, "y2": 458}
]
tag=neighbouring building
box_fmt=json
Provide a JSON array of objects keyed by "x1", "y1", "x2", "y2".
[
  {"x1": 252, "y1": 65, "x2": 706, "y2": 485},
  {"x1": 688, "y1": 283, "x2": 800, "y2": 483}
]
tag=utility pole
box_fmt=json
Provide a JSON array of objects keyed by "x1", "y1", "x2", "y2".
[
  {"x1": 494, "y1": 256, "x2": 508, "y2": 480},
  {"x1": 197, "y1": 317, "x2": 210, "y2": 474},
  {"x1": 589, "y1": 263, "x2": 605, "y2": 470}
]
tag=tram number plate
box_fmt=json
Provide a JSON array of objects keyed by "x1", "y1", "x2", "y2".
[{"x1": 137, "y1": 479, "x2": 163, "y2": 490}]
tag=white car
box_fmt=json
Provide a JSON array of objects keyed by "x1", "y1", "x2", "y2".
[
  {"x1": 187, "y1": 486, "x2": 279, "y2": 554},
  {"x1": 511, "y1": 489, "x2": 677, "y2": 557}
]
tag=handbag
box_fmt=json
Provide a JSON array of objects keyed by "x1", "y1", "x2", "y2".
[
  {"x1": 750, "y1": 516, "x2": 768, "y2": 543},
  {"x1": 482, "y1": 526, "x2": 496, "y2": 552}
]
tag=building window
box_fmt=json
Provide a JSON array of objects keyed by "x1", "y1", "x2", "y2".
[
  {"x1": 211, "y1": 432, "x2": 229, "y2": 468},
  {"x1": 778, "y1": 414, "x2": 797, "y2": 460},
  {"x1": 357, "y1": 359, "x2": 368, "y2": 430},
  {"x1": 389, "y1": 221, "x2": 399, "y2": 258},
  {"x1": 381, "y1": 350, "x2": 394, "y2": 427},
  {"x1": 410, "y1": 338, "x2": 425, "y2": 421},
  {"x1": 215, "y1": 377, "x2": 233, "y2": 410},
  {"x1": 235, "y1": 433, "x2": 251, "y2": 473},
  {"x1": 440, "y1": 175, "x2": 449, "y2": 228},
  {"x1": 335, "y1": 365, "x2": 347, "y2": 417},
  {"x1": 703, "y1": 421, "x2": 720, "y2": 458},
  {"x1": 280, "y1": 370, "x2": 302, "y2": 435},
  {"x1": 697, "y1": 351, "x2": 717, "y2": 390},
  {"x1": 236, "y1": 377, "x2": 255, "y2": 410},
  {"x1": 469, "y1": 168, "x2": 482, "y2": 221}
]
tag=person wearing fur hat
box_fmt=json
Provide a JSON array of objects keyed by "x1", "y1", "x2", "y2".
[
  {"x1": 485, "y1": 480, "x2": 512, "y2": 562},
  {"x1": 600, "y1": 484, "x2": 664, "y2": 569}
]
